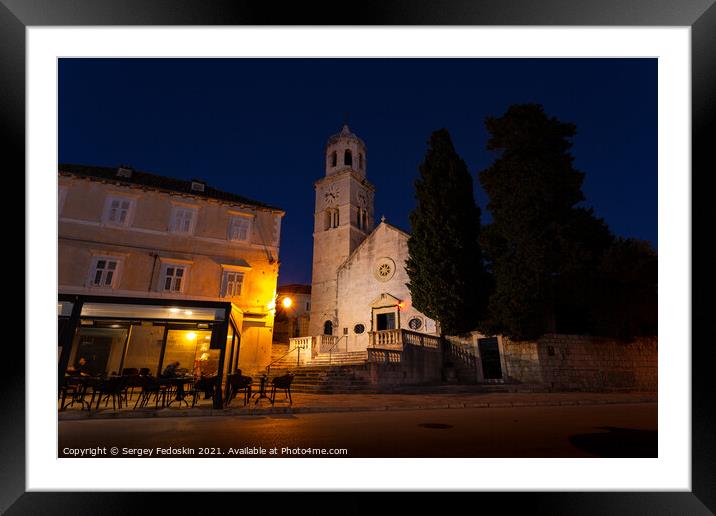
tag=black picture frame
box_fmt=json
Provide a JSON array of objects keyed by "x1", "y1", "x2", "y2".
[{"x1": 5, "y1": 1, "x2": 713, "y2": 513}]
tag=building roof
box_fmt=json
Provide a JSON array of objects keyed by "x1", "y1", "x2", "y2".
[
  {"x1": 278, "y1": 284, "x2": 312, "y2": 295},
  {"x1": 326, "y1": 124, "x2": 365, "y2": 147},
  {"x1": 58, "y1": 163, "x2": 284, "y2": 213}
]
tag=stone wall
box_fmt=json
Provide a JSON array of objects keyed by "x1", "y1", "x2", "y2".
[
  {"x1": 367, "y1": 344, "x2": 442, "y2": 387},
  {"x1": 503, "y1": 334, "x2": 657, "y2": 392}
]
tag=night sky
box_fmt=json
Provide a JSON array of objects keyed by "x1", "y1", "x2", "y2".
[{"x1": 59, "y1": 58, "x2": 657, "y2": 285}]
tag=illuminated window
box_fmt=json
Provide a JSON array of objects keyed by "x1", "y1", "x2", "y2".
[
  {"x1": 103, "y1": 195, "x2": 135, "y2": 226},
  {"x1": 162, "y1": 264, "x2": 188, "y2": 292},
  {"x1": 228, "y1": 215, "x2": 251, "y2": 242},
  {"x1": 89, "y1": 256, "x2": 121, "y2": 288},
  {"x1": 170, "y1": 206, "x2": 197, "y2": 234},
  {"x1": 221, "y1": 271, "x2": 244, "y2": 298}
]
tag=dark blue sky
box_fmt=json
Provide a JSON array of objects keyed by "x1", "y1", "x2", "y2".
[{"x1": 59, "y1": 58, "x2": 657, "y2": 285}]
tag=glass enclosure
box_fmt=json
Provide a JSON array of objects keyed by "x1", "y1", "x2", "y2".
[
  {"x1": 59, "y1": 296, "x2": 234, "y2": 408},
  {"x1": 121, "y1": 323, "x2": 165, "y2": 374},
  {"x1": 69, "y1": 324, "x2": 130, "y2": 376}
]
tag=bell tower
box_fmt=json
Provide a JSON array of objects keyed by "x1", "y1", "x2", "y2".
[{"x1": 309, "y1": 124, "x2": 375, "y2": 336}]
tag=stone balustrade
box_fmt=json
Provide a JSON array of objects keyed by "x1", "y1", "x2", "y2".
[
  {"x1": 288, "y1": 335, "x2": 313, "y2": 353},
  {"x1": 369, "y1": 328, "x2": 440, "y2": 350}
]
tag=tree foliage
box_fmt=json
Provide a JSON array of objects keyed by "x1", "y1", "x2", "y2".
[
  {"x1": 478, "y1": 104, "x2": 615, "y2": 339},
  {"x1": 406, "y1": 129, "x2": 490, "y2": 335}
]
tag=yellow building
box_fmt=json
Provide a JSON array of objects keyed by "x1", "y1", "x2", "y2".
[{"x1": 58, "y1": 163, "x2": 284, "y2": 406}]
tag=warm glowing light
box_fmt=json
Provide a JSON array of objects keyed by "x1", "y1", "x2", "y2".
[
  {"x1": 282, "y1": 297, "x2": 293, "y2": 308},
  {"x1": 169, "y1": 307, "x2": 180, "y2": 314},
  {"x1": 267, "y1": 299, "x2": 276, "y2": 311},
  {"x1": 186, "y1": 332, "x2": 197, "y2": 340},
  {"x1": 184, "y1": 310, "x2": 193, "y2": 315}
]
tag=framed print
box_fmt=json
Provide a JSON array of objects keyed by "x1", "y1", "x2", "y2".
[{"x1": 4, "y1": 0, "x2": 714, "y2": 513}]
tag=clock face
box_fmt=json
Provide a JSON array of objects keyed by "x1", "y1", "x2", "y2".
[{"x1": 324, "y1": 186, "x2": 339, "y2": 206}]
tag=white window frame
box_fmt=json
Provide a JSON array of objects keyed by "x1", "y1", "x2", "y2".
[
  {"x1": 159, "y1": 261, "x2": 191, "y2": 293},
  {"x1": 220, "y1": 269, "x2": 245, "y2": 298},
  {"x1": 102, "y1": 195, "x2": 136, "y2": 227},
  {"x1": 170, "y1": 204, "x2": 199, "y2": 235},
  {"x1": 227, "y1": 213, "x2": 253, "y2": 243},
  {"x1": 87, "y1": 255, "x2": 123, "y2": 289}
]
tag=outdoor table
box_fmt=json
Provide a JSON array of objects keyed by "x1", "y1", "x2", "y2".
[
  {"x1": 61, "y1": 375, "x2": 101, "y2": 411},
  {"x1": 162, "y1": 376, "x2": 194, "y2": 407},
  {"x1": 250, "y1": 374, "x2": 270, "y2": 405}
]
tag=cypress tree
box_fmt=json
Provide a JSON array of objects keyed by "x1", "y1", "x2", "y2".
[{"x1": 406, "y1": 129, "x2": 489, "y2": 335}]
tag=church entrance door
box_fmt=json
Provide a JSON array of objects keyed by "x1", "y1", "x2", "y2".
[{"x1": 375, "y1": 312, "x2": 396, "y2": 331}]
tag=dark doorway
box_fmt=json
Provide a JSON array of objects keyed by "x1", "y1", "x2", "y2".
[
  {"x1": 376, "y1": 312, "x2": 396, "y2": 331},
  {"x1": 323, "y1": 320, "x2": 333, "y2": 335},
  {"x1": 478, "y1": 337, "x2": 503, "y2": 380}
]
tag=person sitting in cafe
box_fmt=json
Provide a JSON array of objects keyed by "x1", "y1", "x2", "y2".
[
  {"x1": 67, "y1": 357, "x2": 91, "y2": 377},
  {"x1": 161, "y1": 361, "x2": 180, "y2": 378}
]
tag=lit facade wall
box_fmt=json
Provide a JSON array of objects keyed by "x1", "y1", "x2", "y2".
[{"x1": 58, "y1": 171, "x2": 284, "y2": 375}]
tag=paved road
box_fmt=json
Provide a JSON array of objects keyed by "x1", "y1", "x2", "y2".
[{"x1": 58, "y1": 403, "x2": 657, "y2": 458}]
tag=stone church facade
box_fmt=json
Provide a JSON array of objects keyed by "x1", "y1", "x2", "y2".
[{"x1": 307, "y1": 125, "x2": 437, "y2": 351}]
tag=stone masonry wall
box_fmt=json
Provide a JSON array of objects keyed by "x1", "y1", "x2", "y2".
[
  {"x1": 367, "y1": 344, "x2": 442, "y2": 387},
  {"x1": 503, "y1": 334, "x2": 657, "y2": 392}
]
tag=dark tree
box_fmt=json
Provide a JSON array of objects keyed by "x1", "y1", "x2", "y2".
[
  {"x1": 406, "y1": 129, "x2": 490, "y2": 335},
  {"x1": 590, "y1": 237, "x2": 658, "y2": 340},
  {"x1": 479, "y1": 104, "x2": 613, "y2": 339}
]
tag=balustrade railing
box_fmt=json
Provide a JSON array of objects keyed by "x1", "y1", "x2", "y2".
[
  {"x1": 443, "y1": 339, "x2": 477, "y2": 370},
  {"x1": 317, "y1": 334, "x2": 339, "y2": 354},
  {"x1": 369, "y1": 328, "x2": 441, "y2": 350}
]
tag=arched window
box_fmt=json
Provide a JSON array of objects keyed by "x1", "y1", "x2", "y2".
[
  {"x1": 333, "y1": 209, "x2": 340, "y2": 228},
  {"x1": 323, "y1": 320, "x2": 333, "y2": 335},
  {"x1": 362, "y1": 210, "x2": 367, "y2": 230},
  {"x1": 331, "y1": 151, "x2": 337, "y2": 167},
  {"x1": 356, "y1": 207, "x2": 362, "y2": 229},
  {"x1": 344, "y1": 149, "x2": 352, "y2": 167},
  {"x1": 358, "y1": 153, "x2": 363, "y2": 170},
  {"x1": 324, "y1": 210, "x2": 332, "y2": 231}
]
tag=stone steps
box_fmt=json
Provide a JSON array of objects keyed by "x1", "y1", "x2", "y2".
[{"x1": 265, "y1": 361, "x2": 374, "y2": 393}]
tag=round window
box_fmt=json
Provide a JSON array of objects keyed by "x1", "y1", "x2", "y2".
[
  {"x1": 373, "y1": 257, "x2": 396, "y2": 282},
  {"x1": 408, "y1": 317, "x2": 423, "y2": 330},
  {"x1": 354, "y1": 324, "x2": 365, "y2": 334}
]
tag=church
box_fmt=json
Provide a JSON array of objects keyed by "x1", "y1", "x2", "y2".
[
  {"x1": 277, "y1": 125, "x2": 657, "y2": 393},
  {"x1": 306, "y1": 124, "x2": 438, "y2": 352}
]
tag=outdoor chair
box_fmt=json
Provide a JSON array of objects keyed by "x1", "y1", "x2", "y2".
[
  {"x1": 224, "y1": 372, "x2": 253, "y2": 408},
  {"x1": 123, "y1": 373, "x2": 145, "y2": 402},
  {"x1": 133, "y1": 375, "x2": 165, "y2": 409},
  {"x1": 269, "y1": 372, "x2": 294, "y2": 405},
  {"x1": 187, "y1": 375, "x2": 218, "y2": 407},
  {"x1": 59, "y1": 377, "x2": 88, "y2": 411},
  {"x1": 90, "y1": 376, "x2": 127, "y2": 411}
]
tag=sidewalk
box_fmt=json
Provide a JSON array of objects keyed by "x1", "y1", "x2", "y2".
[{"x1": 58, "y1": 391, "x2": 657, "y2": 421}]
